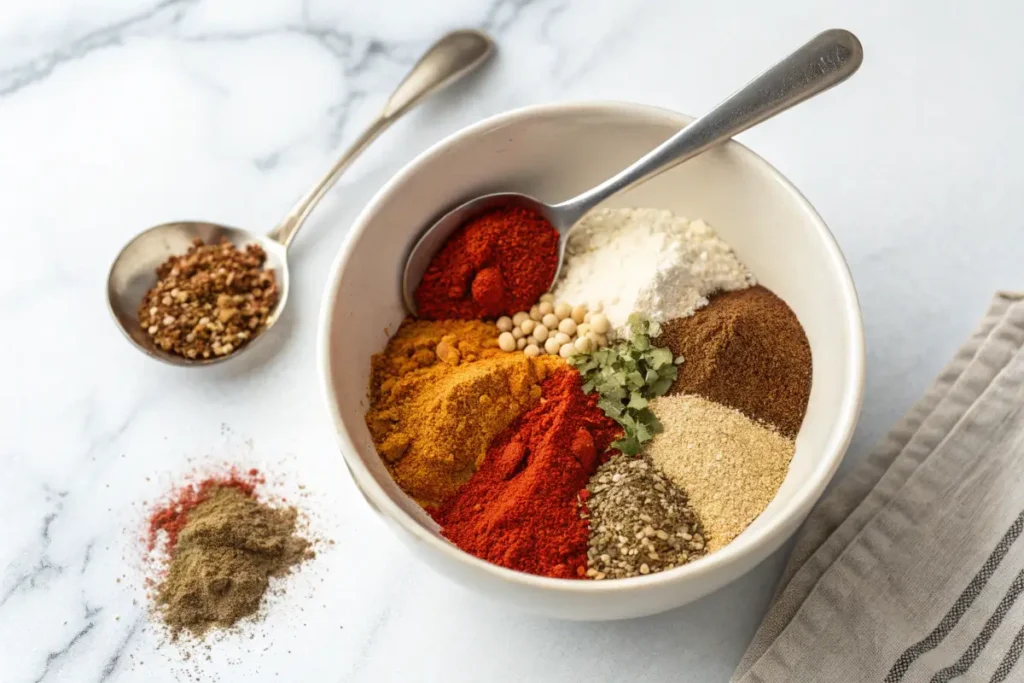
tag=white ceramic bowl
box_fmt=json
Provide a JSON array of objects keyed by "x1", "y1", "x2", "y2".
[{"x1": 319, "y1": 101, "x2": 864, "y2": 620}]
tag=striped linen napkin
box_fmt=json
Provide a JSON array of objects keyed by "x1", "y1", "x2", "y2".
[{"x1": 733, "y1": 292, "x2": 1024, "y2": 683}]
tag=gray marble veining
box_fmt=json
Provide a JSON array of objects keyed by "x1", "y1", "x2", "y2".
[{"x1": 5, "y1": 0, "x2": 1024, "y2": 681}]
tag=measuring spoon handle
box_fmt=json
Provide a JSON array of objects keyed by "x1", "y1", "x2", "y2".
[
  {"x1": 268, "y1": 30, "x2": 495, "y2": 248},
  {"x1": 554, "y1": 29, "x2": 863, "y2": 225}
]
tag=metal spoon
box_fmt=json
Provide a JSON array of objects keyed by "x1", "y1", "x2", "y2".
[
  {"x1": 108, "y1": 29, "x2": 495, "y2": 366},
  {"x1": 402, "y1": 28, "x2": 862, "y2": 315}
]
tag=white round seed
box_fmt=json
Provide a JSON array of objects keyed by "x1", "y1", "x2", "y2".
[
  {"x1": 498, "y1": 332, "x2": 516, "y2": 352},
  {"x1": 590, "y1": 313, "x2": 610, "y2": 334}
]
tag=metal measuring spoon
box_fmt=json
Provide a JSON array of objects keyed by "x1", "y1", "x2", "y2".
[
  {"x1": 402, "y1": 29, "x2": 862, "y2": 315},
  {"x1": 108, "y1": 29, "x2": 495, "y2": 366}
]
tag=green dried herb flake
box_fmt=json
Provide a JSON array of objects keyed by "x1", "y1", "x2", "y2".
[{"x1": 569, "y1": 314, "x2": 684, "y2": 454}]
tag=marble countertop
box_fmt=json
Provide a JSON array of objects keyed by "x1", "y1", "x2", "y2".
[{"x1": 5, "y1": 1, "x2": 1024, "y2": 681}]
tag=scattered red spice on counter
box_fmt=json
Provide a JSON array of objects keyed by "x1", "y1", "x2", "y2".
[
  {"x1": 415, "y1": 205, "x2": 559, "y2": 320},
  {"x1": 147, "y1": 468, "x2": 263, "y2": 552},
  {"x1": 144, "y1": 468, "x2": 314, "y2": 639},
  {"x1": 432, "y1": 367, "x2": 621, "y2": 578}
]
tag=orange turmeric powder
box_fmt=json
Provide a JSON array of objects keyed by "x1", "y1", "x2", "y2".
[{"x1": 365, "y1": 318, "x2": 561, "y2": 507}]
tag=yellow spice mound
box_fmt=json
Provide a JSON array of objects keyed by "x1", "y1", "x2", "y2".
[{"x1": 366, "y1": 318, "x2": 561, "y2": 507}]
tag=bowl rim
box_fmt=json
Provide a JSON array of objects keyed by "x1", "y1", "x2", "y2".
[{"x1": 318, "y1": 99, "x2": 866, "y2": 594}]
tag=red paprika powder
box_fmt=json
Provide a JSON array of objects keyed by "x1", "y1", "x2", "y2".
[
  {"x1": 414, "y1": 205, "x2": 559, "y2": 320},
  {"x1": 432, "y1": 367, "x2": 621, "y2": 578}
]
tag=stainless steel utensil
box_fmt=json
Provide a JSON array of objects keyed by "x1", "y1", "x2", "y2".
[
  {"x1": 402, "y1": 28, "x2": 862, "y2": 314},
  {"x1": 109, "y1": 29, "x2": 495, "y2": 366}
]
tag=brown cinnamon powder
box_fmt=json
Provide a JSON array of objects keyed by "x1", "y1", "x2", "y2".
[{"x1": 659, "y1": 285, "x2": 811, "y2": 437}]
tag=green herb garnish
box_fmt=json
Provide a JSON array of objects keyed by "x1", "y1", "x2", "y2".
[{"x1": 569, "y1": 314, "x2": 682, "y2": 455}]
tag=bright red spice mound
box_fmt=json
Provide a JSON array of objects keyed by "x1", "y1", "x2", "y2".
[
  {"x1": 432, "y1": 367, "x2": 621, "y2": 578},
  {"x1": 415, "y1": 205, "x2": 559, "y2": 319},
  {"x1": 147, "y1": 468, "x2": 263, "y2": 553},
  {"x1": 470, "y1": 266, "x2": 506, "y2": 311}
]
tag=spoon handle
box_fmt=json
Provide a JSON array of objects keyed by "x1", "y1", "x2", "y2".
[
  {"x1": 268, "y1": 29, "x2": 495, "y2": 248},
  {"x1": 553, "y1": 29, "x2": 863, "y2": 225}
]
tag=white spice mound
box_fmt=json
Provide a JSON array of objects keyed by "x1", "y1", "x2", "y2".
[
  {"x1": 553, "y1": 208, "x2": 755, "y2": 335},
  {"x1": 645, "y1": 394, "x2": 794, "y2": 552}
]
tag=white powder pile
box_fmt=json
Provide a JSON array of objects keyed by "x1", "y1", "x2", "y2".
[{"x1": 552, "y1": 208, "x2": 755, "y2": 335}]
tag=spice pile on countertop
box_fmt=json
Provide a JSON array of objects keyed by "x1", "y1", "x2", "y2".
[
  {"x1": 147, "y1": 468, "x2": 260, "y2": 551},
  {"x1": 365, "y1": 205, "x2": 812, "y2": 580},
  {"x1": 147, "y1": 469, "x2": 313, "y2": 637},
  {"x1": 138, "y1": 238, "x2": 278, "y2": 360}
]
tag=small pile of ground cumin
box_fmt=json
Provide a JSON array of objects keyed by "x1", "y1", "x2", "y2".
[
  {"x1": 151, "y1": 480, "x2": 312, "y2": 638},
  {"x1": 365, "y1": 317, "x2": 561, "y2": 507}
]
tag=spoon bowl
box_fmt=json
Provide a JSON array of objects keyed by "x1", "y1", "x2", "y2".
[
  {"x1": 107, "y1": 222, "x2": 289, "y2": 367},
  {"x1": 402, "y1": 192, "x2": 564, "y2": 314}
]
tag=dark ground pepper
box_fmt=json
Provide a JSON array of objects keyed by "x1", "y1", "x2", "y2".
[{"x1": 659, "y1": 285, "x2": 812, "y2": 437}]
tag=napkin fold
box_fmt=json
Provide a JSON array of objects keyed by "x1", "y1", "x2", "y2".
[{"x1": 733, "y1": 292, "x2": 1024, "y2": 683}]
